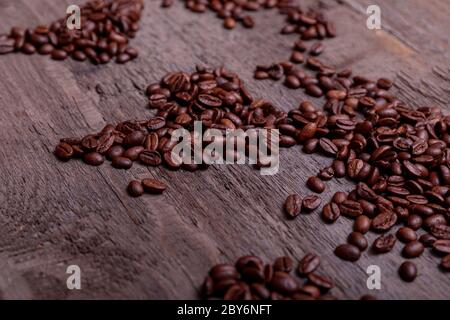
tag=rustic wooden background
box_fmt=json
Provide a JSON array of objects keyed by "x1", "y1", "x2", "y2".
[{"x1": 0, "y1": 0, "x2": 449, "y2": 299}]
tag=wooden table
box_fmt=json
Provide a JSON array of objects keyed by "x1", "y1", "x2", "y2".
[{"x1": 0, "y1": 0, "x2": 449, "y2": 299}]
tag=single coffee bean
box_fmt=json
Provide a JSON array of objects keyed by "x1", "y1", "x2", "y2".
[
  {"x1": 302, "y1": 195, "x2": 322, "y2": 212},
  {"x1": 332, "y1": 160, "x2": 346, "y2": 177},
  {"x1": 306, "y1": 176, "x2": 325, "y2": 193},
  {"x1": 106, "y1": 145, "x2": 124, "y2": 160},
  {"x1": 111, "y1": 156, "x2": 133, "y2": 170},
  {"x1": 419, "y1": 234, "x2": 436, "y2": 247},
  {"x1": 331, "y1": 191, "x2": 347, "y2": 204},
  {"x1": 140, "y1": 150, "x2": 162, "y2": 166},
  {"x1": 51, "y1": 49, "x2": 68, "y2": 60},
  {"x1": 334, "y1": 244, "x2": 361, "y2": 262},
  {"x1": 127, "y1": 180, "x2": 144, "y2": 197},
  {"x1": 284, "y1": 194, "x2": 302, "y2": 219},
  {"x1": 318, "y1": 167, "x2": 334, "y2": 181},
  {"x1": 322, "y1": 202, "x2": 340, "y2": 223},
  {"x1": 398, "y1": 261, "x2": 417, "y2": 282},
  {"x1": 142, "y1": 178, "x2": 167, "y2": 194},
  {"x1": 347, "y1": 232, "x2": 368, "y2": 251},
  {"x1": 373, "y1": 234, "x2": 396, "y2": 253},
  {"x1": 307, "y1": 273, "x2": 334, "y2": 291},
  {"x1": 123, "y1": 146, "x2": 145, "y2": 161},
  {"x1": 297, "y1": 253, "x2": 320, "y2": 275},
  {"x1": 273, "y1": 256, "x2": 294, "y2": 273},
  {"x1": 354, "y1": 215, "x2": 371, "y2": 234},
  {"x1": 402, "y1": 241, "x2": 424, "y2": 258},
  {"x1": 441, "y1": 254, "x2": 450, "y2": 270},
  {"x1": 54, "y1": 143, "x2": 73, "y2": 161},
  {"x1": 407, "y1": 214, "x2": 423, "y2": 230},
  {"x1": 269, "y1": 272, "x2": 298, "y2": 294},
  {"x1": 396, "y1": 227, "x2": 417, "y2": 243},
  {"x1": 433, "y1": 240, "x2": 450, "y2": 254},
  {"x1": 339, "y1": 200, "x2": 363, "y2": 218},
  {"x1": 82, "y1": 152, "x2": 104, "y2": 166}
]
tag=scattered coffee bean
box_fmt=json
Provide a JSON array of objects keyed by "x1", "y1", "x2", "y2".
[
  {"x1": 284, "y1": 194, "x2": 302, "y2": 219},
  {"x1": 127, "y1": 180, "x2": 144, "y2": 197},
  {"x1": 396, "y1": 227, "x2": 417, "y2": 243},
  {"x1": 306, "y1": 176, "x2": 325, "y2": 193},
  {"x1": 347, "y1": 232, "x2": 368, "y2": 251},
  {"x1": 402, "y1": 241, "x2": 424, "y2": 258},
  {"x1": 142, "y1": 178, "x2": 167, "y2": 194},
  {"x1": 302, "y1": 195, "x2": 322, "y2": 212},
  {"x1": 322, "y1": 202, "x2": 340, "y2": 223},
  {"x1": 334, "y1": 244, "x2": 361, "y2": 262},
  {"x1": 398, "y1": 261, "x2": 417, "y2": 282}
]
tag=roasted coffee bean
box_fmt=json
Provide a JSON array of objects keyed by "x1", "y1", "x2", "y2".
[
  {"x1": 331, "y1": 191, "x2": 347, "y2": 204},
  {"x1": 319, "y1": 138, "x2": 338, "y2": 156},
  {"x1": 123, "y1": 146, "x2": 144, "y2": 161},
  {"x1": 307, "y1": 273, "x2": 334, "y2": 291},
  {"x1": 284, "y1": 194, "x2": 302, "y2": 219},
  {"x1": 373, "y1": 234, "x2": 396, "y2": 253},
  {"x1": 318, "y1": 167, "x2": 334, "y2": 181},
  {"x1": 419, "y1": 234, "x2": 436, "y2": 247},
  {"x1": 127, "y1": 180, "x2": 144, "y2": 197},
  {"x1": 54, "y1": 143, "x2": 73, "y2": 161},
  {"x1": 347, "y1": 232, "x2": 368, "y2": 251},
  {"x1": 432, "y1": 240, "x2": 450, "y2": 254},
  {"x1": 270, "y1": 272, "x2": 298, "y2": 294},
  {"x1": 402, "y1": 241, "x2": 424, "y2": 258},
  {"x1": 297, "y1": 253, "x2": 320, "y2": 276},
  {"x1": 107, "y1": 145, "x2": 125, "y2": 160},
  {"x1": 307, "y1": 176, "x2": 325, "y2": 193},
  {"x1": 372, "y1": 210, "x2": 397, "y2": 231},
  {"x1": 302, "y1": 195, "x2": 322, "y2": 212},
  {"x1": 398, "y1": 261, "x2": 417, "y2": 282},
  {"x1": 441, "y1": 254, "x2": 450, "y2": 270},
  {"x1": 273, "y1": 256, "x2": 294, "y2": 273},
  {"x1": 83, "y1": 152, "x2": 104, "y2": 166},
  {"x1": 354, "y1": 215, "x2": 371, "y2": 234},
  {"x1": 322, "y1": 202, "x2": 340, "y2": 223},
  {"x1": 407, "y1": 215, "x2": 423, "y2": 230},
  {"x1": 396, "y1": 227, "x2": 417, "y2": 243},
  {"x1": 140, "y1": 150, "x2": 162, "y2": 166},
  {"x1": 3, "y1": 0, "x2": 143, "y2": 64},
  {"x1": 334, "y1": 244, "x2": 361, "y2": 262},
  {"x1": 142, "y1": 178, "x2": 167, "y2": 194},
  {"x1": 112, "y1": 156, "x2": 133, "y2": 170},
  {"x1": 332, "y1": 160, "x2": 346, "y2": 178},
  {"x1": 339, "y1": 200, "x2": 363, "y2": 218}
]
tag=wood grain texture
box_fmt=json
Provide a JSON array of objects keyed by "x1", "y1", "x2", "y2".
[{"x1": 0, "y1": 0, "x2": 449, "y2": 299}]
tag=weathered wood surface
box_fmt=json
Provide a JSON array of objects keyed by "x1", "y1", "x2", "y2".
[{"x1": 0, "y1": 0, "x2": 449, "y2": 299}]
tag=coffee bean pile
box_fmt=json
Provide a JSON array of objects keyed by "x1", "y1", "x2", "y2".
[
  {"x1": 55, "y1": 65, "x2": 295, "y2": 196},
  {"x1": 201, "y1": 254, "x2": 343, "y2": 300},
  {"x1": 0, "y1": 0, "x2": 144, "y2": 64},
  {"x1": 161, "y1": 0, "x2": 304, "y2": 30},
  {"x1": 281, "y1": 79, "x2": 450, "y2": 278}
]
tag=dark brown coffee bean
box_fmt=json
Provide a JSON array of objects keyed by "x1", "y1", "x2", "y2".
[
  {"x1": 318, "y1": 167, "x2": 334, "y2": 181},
  {"x1": 398, "y1": 261, "x2": 417, "y2": 282},
  {"x1": 224, "y1": 17, "x2": 236, "y2": 29},
  {"x1": 354, "y1": 215, "x2": 371, "y2": 234},
  {"x1": 0, "y1": 37, "x2": 15, "y2": 54},
  {"x1": 319, "y1": 138, "x2": 338, "y2": 156},
  {"x1": 140, "y1": 150, "x2": 162, "y2": 166},
  {"x1": 127, "y1": 180, "x2": 144, "y2": 197},
  {"x1": 305, "y1": 84, "x2": 323, "y2": 97},
  {"x1": 407, "y1": 214, "x2": 423, "y2": 230},
  {"x1": 124, "y1": 131, "x2": 145, "y2": 147},
  {"x1": 339, "y1": 200, "x2": 363, "y2": 218},
  {"x1": 402, "y1": 241, "x2": 424, "y2": 258},
  {"x1": 334, "y1": 244, "x2": 361, "y2": 262},
  {"x1": 307, "y1": 273, "x2": 334, "y2": 291},
  {"x1": 270, "y1": 272, "x2": 298, "y2": 294},
  {"x1": 142, "y1": 178, "x2": 167, "y2": 194},
  {"x1": 54, "y1": 143, "x2": 73, "y2": 161},
  {"x1": 111, "y1": 156, "x2": 133, "y2": 170},
  {"x1": 302, "y1": 195, "x2": 322, "y2": 212},
  {"x1": 123, "y1": 146, "x2": 144, "y2": 161},
  {"x1": 440, "y1": 254, "x2": 450, "y2": 270},
  {"x1": 372, "y1": 210, "x2": 397, "y2": 231},
  {"x1": 285, "y1": 75, "x2": 301, "y2": 89},
  {"x1": 433, "y1": 240, "x2": 450, "y2": 254},
  {"x1": 419, "y1": 234, "x2": 436, "y2": 247},
  {"x1": 273, "y1": 256, "x2": 294, "y2": 273},
  {"x1": 297, "y1": 253, "x2": 320, "y2": 276},
  {"x1": 284, "y1": 194, "x2": 302, "y2": 219},
  {"x1": 307, "y1": 176, "x2": 325, "y2": 193},
  {"x1": 347, "y1": 232, "x2": 368, "y2": 251},
  {"x1": 322, "y1": 202, "x2": 340, "y2": 223},
  {"x1": 373, "y1": 234, "x2": 396, "y2": 253},
  {"x1": 83, "y1": 152, "x2": 104, "y2": 166},
  {"x1": 51, "y1": 49, "x2": 68, "y2": 60},
  {"x1": 396, "y1": 227, "x2": 417, "y2": 243},
  {"x1": 106, "y1": 145, "x2": 124, "y2": 160},
  {"x1": 290, "y1": 51, "x2": 304, "y2": 63},
  {"x1": 332, "y1": 191, "x2": 347, "y2": 204},
  {"x1": 332, "y1": 160, "x2": 346, "y2": 177}
]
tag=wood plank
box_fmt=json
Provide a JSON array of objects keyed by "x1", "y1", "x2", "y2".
[{"x1": 0, "y1": 0, "x2": 448, "y2": 299}]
